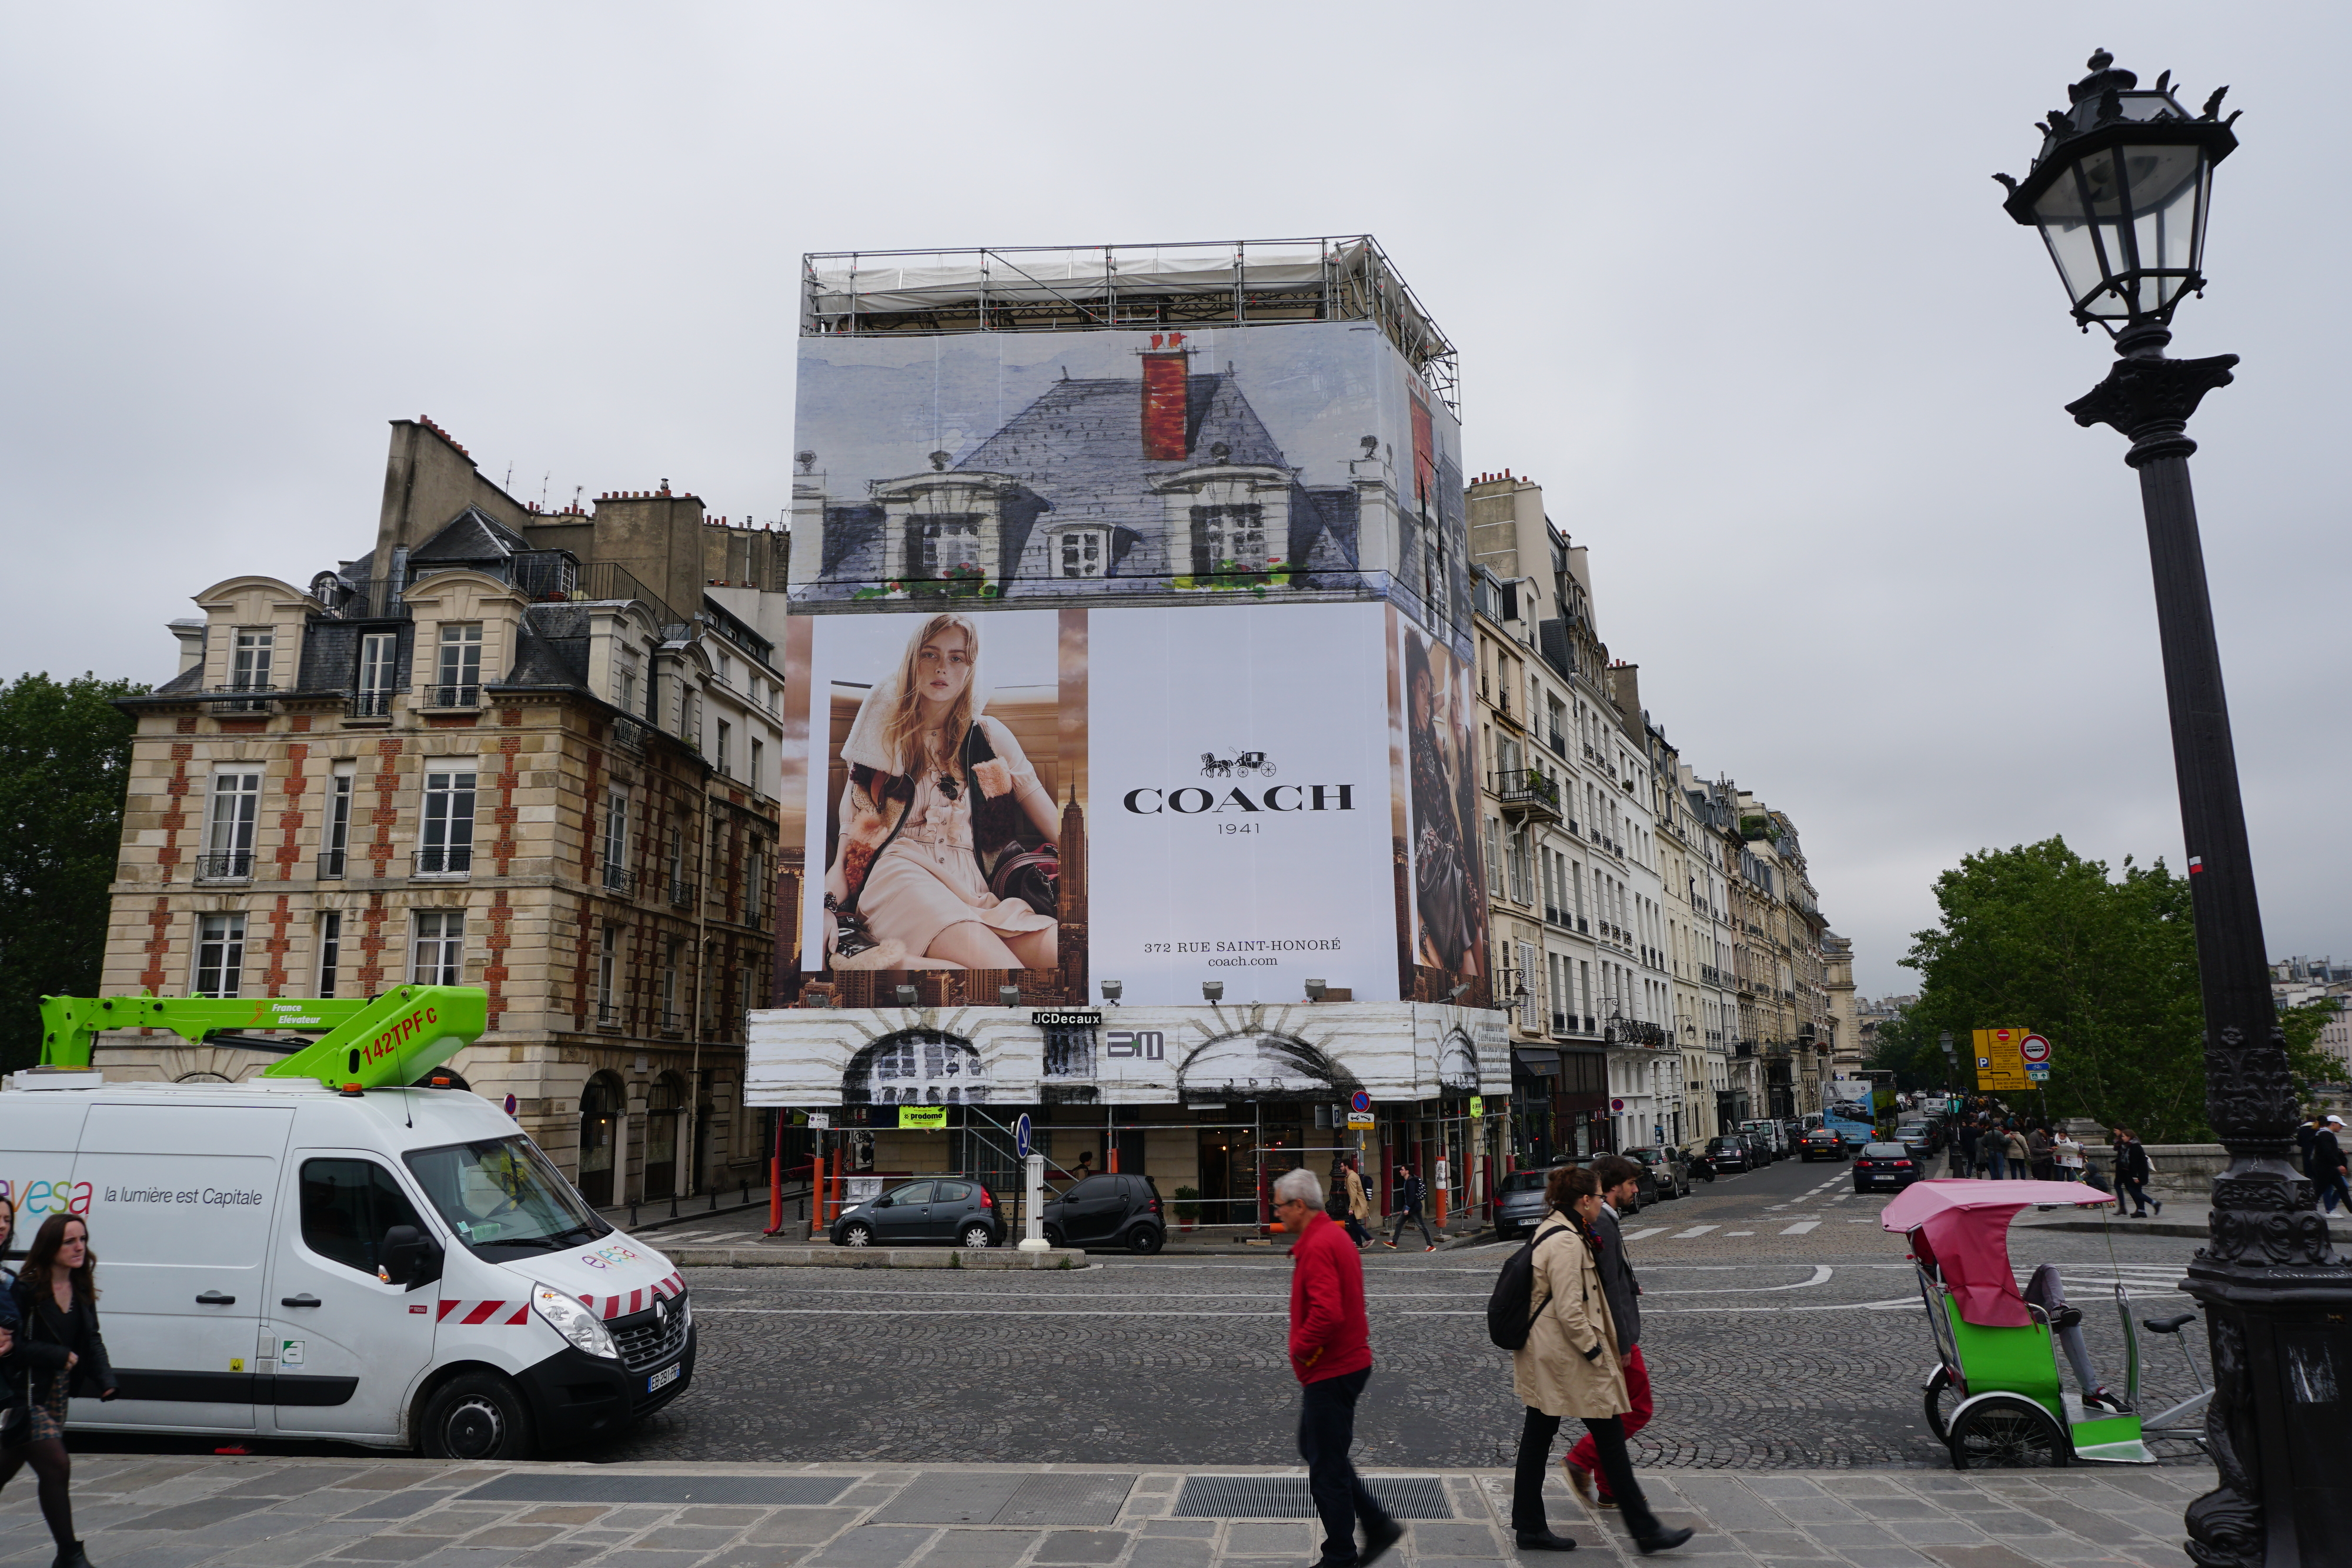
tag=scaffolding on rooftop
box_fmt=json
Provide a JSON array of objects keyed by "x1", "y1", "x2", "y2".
[{"x1": 801, "y1": 235, "x2": 1458, "y2": 409}]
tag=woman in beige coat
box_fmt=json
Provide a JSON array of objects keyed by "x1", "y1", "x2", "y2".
[{"x1": 1508, "y1": 1166, "x2": 1691, "y2": 1556}]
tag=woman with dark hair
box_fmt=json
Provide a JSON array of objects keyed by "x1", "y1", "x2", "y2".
[
  {"x1": 1508, "y1": 1166, "x2": 1692, "y2": 1557},
  {"x1": 2, "y1": 1213, "x2": 117, "y2": 1568}
]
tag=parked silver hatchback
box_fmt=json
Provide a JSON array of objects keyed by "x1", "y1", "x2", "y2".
[{"x1": 1495, "y1": 1167, "x2": 1559, "y2": 1240}]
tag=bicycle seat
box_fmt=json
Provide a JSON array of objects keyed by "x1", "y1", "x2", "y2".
[{"x1": 2143, "y1": 1312, "x2": 2197, "y2": 1335}]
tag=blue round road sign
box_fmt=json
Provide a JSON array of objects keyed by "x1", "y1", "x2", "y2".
[
  {"x1": 1349, "y1": 1090, "x2": 1371, "y2": 1114},
  {"x1": 1015, "y1": 1112, "x2": 1034, "y2": 1158}
]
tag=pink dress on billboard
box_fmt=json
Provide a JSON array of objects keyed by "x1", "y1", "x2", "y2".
[{"x1": 854, "y1": 716, "x2": 1055, "y2": 960}]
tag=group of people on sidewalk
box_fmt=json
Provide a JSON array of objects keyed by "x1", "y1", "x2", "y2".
[
  {"x1": 0, "y1": 1196, "x2": 116, "y2": 1568},
  {"x1": 1278, "y1": 1153, "x2": 1692, "y2": 1564},
  {"x1": 1945, "y1": 1115, "x2": 2171, "y2": 1216}
]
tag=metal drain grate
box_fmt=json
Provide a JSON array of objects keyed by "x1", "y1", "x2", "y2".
[{"x1": 1172, "y1": 1476, "x2": 1452, "y2": 1520}]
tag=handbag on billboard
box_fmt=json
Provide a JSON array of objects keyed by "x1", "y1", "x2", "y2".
[
  {"x1": 825, "y1": 785, "x2": 914, "y2": 972},
  {"x1": 959, "y1": 723, "x2": 1060, "y2": 920}
]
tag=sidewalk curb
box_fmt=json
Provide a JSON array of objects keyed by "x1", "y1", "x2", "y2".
[{"x1": 670, "y1": 1243, "x2": 1093, "y2": 1269}]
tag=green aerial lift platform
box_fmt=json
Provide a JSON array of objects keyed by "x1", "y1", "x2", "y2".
[{"x1": 36, "y1": 987, "x2": 489, "y2": 1089}]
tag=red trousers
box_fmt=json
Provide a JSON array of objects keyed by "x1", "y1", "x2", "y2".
[{"x1": 1566, "y1": 1343, "x2": 1652, "y2": 1496}]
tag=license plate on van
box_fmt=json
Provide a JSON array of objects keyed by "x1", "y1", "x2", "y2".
[{"x1": 647, "y1": 1363, "x2": 681, "y2": 1393}]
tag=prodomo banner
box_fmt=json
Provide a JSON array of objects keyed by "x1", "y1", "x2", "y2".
[{"x1": 779, "y1": 601, "x2": 1488, "y2": 1005}]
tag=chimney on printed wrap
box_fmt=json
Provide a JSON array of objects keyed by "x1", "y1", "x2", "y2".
[{"x1": 1140, "y1": 332, "x2": 1192, "y2": 461}]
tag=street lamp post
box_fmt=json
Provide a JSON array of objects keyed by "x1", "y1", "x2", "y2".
[{"x1": 1999, "y1": 52, "x2": 2350, "y2": 1568}]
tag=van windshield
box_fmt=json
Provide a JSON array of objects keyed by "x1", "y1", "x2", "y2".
[{"x1": 405, "y1": 1135, "x2": 612, "y2": 1259}]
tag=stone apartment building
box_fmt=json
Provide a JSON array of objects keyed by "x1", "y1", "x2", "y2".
[
  {"x1": 98, "y1": 417, "x2": 791, "y2": 1208},
  {"x1": 1465, "y1": 469, "x2": 1841, "y2": 1158}
]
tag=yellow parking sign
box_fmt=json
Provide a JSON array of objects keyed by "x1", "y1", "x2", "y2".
[{"x1": 1973, "y1": 1027, "x2": 2033, "y2": 1092}]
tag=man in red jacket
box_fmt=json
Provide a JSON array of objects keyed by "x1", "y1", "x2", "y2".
[{"x1": 1275, "y1": 1168, "x2": 1403, "y2": 1568}]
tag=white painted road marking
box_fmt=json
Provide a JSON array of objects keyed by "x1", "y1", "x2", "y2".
[
  {"x1": 1780, "y1": 1221, "x2": 1820, "y2": 1235},
  {"x1": 1671, "y1": 1225, "x2": 1718, "y2": 1239},
  {"x1": 1625, "y1": 1226, "x2": 1668, "y2": 1241}
]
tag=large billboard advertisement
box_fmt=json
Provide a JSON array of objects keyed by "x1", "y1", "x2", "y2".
[
  {"x1": 779, "y1": 601, "x2": 1488, "y2": 1005},
  {"x1": 787, "y1": 320, "x2": 1465, "y2": 641}
]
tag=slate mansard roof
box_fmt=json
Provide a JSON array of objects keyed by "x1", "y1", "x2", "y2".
[{"x1": 813, "y1": 368, "x2": 1364, "y2": 596}]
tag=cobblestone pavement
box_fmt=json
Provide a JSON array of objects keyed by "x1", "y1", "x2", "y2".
[
  {"x1": 597, "y1": 1157, "x2": 2213, "y2": 1471},
  {"x1": 0, "y1": 1453, "x2": 2214, "y2": 1568}
]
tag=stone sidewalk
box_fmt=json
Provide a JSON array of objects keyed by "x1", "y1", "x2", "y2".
[{"x1": 0, "y1": 1456, "x2": 2212, "y2": 1568}]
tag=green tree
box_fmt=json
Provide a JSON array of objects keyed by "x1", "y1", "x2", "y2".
[
  {"x1": 0, "y1": 673, "x2": 144, "y2": 1070},
  {"x1": 1885, "y1": 837, "x2": 2214, "y2": 1141}
]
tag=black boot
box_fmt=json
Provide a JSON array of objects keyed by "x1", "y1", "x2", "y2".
[
  {"x1": 54, "y1": 1543, "x2": 93, "y2": 1568},
  {"x1": 1515, "y1": 1530, "x2": 1580, "y2": 1551},
  {"x1": 1633, "y1": 1526, "x2": 1693, "y2": 1556}
]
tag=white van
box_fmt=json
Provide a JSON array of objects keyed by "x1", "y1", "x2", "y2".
[{"x1": 0, "y1": 1070, "x2": 694, "y2": 1459}]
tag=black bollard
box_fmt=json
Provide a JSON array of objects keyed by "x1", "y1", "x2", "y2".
[{"x1": 669, "y1": 1189, "x2": 679, "y2": 1220}]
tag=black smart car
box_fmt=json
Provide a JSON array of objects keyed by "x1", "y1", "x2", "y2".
[
  {"x1": 831, "y1": 1176, "x2": 1007, "y2": 1249},
  {"x1": 1042, "y1": 1172, "x2": 1167, "y2": 1254}
]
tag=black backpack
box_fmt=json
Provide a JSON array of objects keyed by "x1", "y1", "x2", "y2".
[{"x1": 1487, "y1": 1223, "x2": 1573, "y2": 1350}]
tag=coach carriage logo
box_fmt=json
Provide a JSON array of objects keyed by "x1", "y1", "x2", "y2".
[{"x1": 1200, "y1": 749, "x2": 1278, "y2": 779}]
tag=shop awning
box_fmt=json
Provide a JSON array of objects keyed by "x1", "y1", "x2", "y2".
[{"x1": 1512, "y1": 1048, "x2": 1561, "y2": 1077}]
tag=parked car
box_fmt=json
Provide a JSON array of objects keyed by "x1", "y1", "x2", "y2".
[
  {"x1": 1041, "y1": 1172, "x2": 1167, "y2": 1253},
  {"x1": 833, "y1": 1176, "x2": 1007, "y2": 1249},
  {"x1": 1496, "y1": 1168, "x2": 1558, "y2": 1239},
  {"x1": 1739, "y1": 1120, "x2": 1785, "y2": 1161},
  {"x1": 1852, "y1": 1142, "x2": 1926, "y2": 1193},
  {"x1": 1894, "y1": 1123, "x2": 1937, "y2": 1161},
  {"x1": 1799, "y1": 1126, "x2": 1847, "y2": 1162},
  {"x1": 1742, "y1": 1131, "x2": 1776, "y2": 1168},
  {"x1": 1623, "y1": 1146, "x2": 1692, "y2": 1199},
  {"x1": 1700, "y1": 1135, "x2": 1753, "y2": 1174}
]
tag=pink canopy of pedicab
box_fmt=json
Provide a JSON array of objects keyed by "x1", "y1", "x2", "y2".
[{"x1": 1879, "y1": 1179, "x2": 2116, "y2": 1328}]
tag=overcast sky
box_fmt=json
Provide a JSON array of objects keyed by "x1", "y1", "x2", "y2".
[{"x1": 4, "y1": 5, "x2": 2343, "y2": 996}]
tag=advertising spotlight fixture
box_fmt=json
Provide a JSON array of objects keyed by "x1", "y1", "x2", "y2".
[
  {"x1": 1202, "y1": 981, "x2": 1224, "y2": 1003},
  {"x1": 1305, "y1": 979, "x2": 1327, "y2": 1001},
  {"x1": 894, "y1": 984, "x2": 917, "y2": 1007},
  {"x1": 1100, "y1": 979, "x2": 1123, "y2": 1005}
]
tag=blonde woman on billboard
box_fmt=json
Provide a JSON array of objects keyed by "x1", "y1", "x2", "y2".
[{"x1": 822, "y1": 612, "x2": 1060, "y2": 972}]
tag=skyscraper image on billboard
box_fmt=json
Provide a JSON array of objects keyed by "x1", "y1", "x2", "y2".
[{"x1": 788, "y1": 320, "x2": 1465, "y2": 642}]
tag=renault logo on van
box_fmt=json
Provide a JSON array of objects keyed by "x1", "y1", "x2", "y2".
[{"x1": 654, "y1": 1298, "x2": 668, "y2": 1323}]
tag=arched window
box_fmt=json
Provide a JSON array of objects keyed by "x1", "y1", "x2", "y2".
[
  {"x1": 844, "y1": 1031, "x2": 988, "y2": 1106},
  {"x1": 577, "y1": 1073, "x2": 623, "y2": 1206}
]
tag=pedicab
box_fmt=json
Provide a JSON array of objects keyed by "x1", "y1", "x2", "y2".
[{"x1": 1883, "y1": 1179, "x2": 2174, "y2": 1469}]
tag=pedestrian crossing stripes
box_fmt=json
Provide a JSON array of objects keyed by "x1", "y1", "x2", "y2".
[
  {"x1": 1625, "y1": 1226, "x2": 1668, "y2": 1241},
  {"x1": 1780, "y1": 1221, "x2": 1820, "y2": 1235},
  {"x1": 1671, "y1": 1225, "x2": 1717, "y2": 1239}
]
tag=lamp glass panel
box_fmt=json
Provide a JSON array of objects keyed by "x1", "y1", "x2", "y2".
[{"x1": 2126, "y1": 148, "x2": 2208, "y2": 312}]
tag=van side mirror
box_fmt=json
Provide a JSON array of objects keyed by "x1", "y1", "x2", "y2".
[{"x1": 381, "y1": 1225, "x2": 443, "y2": 1291}]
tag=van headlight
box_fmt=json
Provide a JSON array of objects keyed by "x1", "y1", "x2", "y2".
[{"x1": 532, "y1": 1283, "x2": 619, "y2": 1359}]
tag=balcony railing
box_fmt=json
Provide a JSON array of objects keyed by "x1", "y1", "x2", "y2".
[
  {"x1": 315, "y1": 578, "x2": 412, "y2": 620},
  {"x1": 201, "y1": 685, "x2": 276, "y2": 714},
  {"x1": 602, "y1": 864, "x2": 634, "y2": 895},
  {"x1": 415, "y1": 845, "x2": 474, "y2": 876},
  {"x1": 669, "y1": 879, "x2": 697, "y2": 909},
  {"x1": 348, "y1": 690, "x2": 394, "y2": 719},
  {"x1": 193, "y1": 851, "x2": 254, "y2": 882},
  {"x1": 423, "y1": 683, "x2": 480, "y2": 710},
  {"x1": 1494, "y1": 768, "x2": 1562, "y2": 823},
  {"x1": 318, "y1": 848, "x2": 346, "y2": 880}
]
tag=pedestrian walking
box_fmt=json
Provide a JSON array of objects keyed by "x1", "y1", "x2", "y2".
[
  {"x1": 1272, "y1": 1168, "x2": 1402, "y2": 1568},
  {"x1": 2114, "y1": 1129, "x2": 2161, "y2": 1218},
  {"x1": 2027, "y1": 1125, "x2": 2053, "y2": 1182},
  {"x1": 1, "y1": 1213, "x2": 118, "y2": 1568},
  {"x1": 1956, "y1": 1119, "x2": 1980, "y2": 1178},
  {"x1": 1384, "y1": 1165, "x2": 1436, "y2": 1252},
  {"x1": 2313, "y1": 1117, "x2": 2350, "y2": 1216},
  {"x1": 2003, "y1": 1124, "x2": 2032, "y2": 1182},
  {"x1": 1563, "y1": 1156, "x2": 1655, "y2": 1517},
  {"x1": 1984, "y1": 1119, "x2": 2009, "y2": 1181},
  {"x1": 1340, "y1": 1157, "x2": 1375, "y2": 1251},
  {"x1": 2297, "y1": 1115, "x2": 2320, "y2": 1176},
  {"x1": 1506, "y1": 1165, "x2": 1692, "y2": 1556}
]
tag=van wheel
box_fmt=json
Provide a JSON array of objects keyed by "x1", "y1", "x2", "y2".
[{"x1": 420, "y1": 1372, "x2": 533, "y2": 1460}]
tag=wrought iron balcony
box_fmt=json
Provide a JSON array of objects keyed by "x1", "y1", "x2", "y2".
[
  {"x1": 415, "y1": 845, "x2": 473, "y2": 876},
  {"x1": 348, "y1": 690, "x2": 395, "y2": 719},
  {"x1": 1494, "y1": 768, "x2": 1562, "y2": 824},
  {"x1": 422, "y1": 683, "x2": 480, "y2": 710},
  {"x1": 602, "y1": 863, "x2": 634, "y2": 895},
  {"x1": 193, "y1": 851, "x2": 254, "y2": 882},
  {"x1": 669, "y1": 878, "x2": 697, "y2": 909},
  {"x1": 202, "y1": 685, "x2": 276, "y2": 714}
]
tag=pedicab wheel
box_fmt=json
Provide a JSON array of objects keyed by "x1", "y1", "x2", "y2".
[
  {"x1": 1947, "y1": 1394, "x2": 2067, "y2": 1469},
  {"x1": 1923, "y1": 1366, "x2": 1962, "y2": 1443}
]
